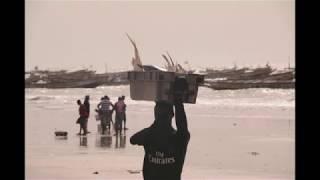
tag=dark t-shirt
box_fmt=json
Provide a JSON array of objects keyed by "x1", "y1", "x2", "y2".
[
  {"x1": 79, "y1": 104, "x2": 88, "y2": 121},
  {"x1": 84, "y1": 100, "x2": 90, "y2": 115},
  {"x1": 130, "y1": 103, "x2": 190, "y2": 180}
]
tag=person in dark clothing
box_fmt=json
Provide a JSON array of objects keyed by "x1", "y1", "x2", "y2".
[
  {"x1": 77, "y1": 99, "x2": 88, "y2": 135},
  {"x1": 121, "y1": 95, "x2": 128, "y2": 130},
  {"x1": 130, "y1": 98, "x2": 190, "y2": 180},
  {"x1": 84, "y1": 95, "x2": 90, "y2": 115},
  {"x1": 83, "y1": 95, "x2": 90, "y2": 134},
  {"x1": 104, "y1": 96, "x2": 115, "y2": 130},
  {"x1": 114, "y1": 96, "x2": 127, "y2": 135}
]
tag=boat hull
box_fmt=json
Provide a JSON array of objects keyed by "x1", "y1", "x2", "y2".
[
  {"x1": 203, "y1": 80, "x2": 295, "y2": 90},
  {"x1": 25, "y1": 79, "x2": 103, "y2": 88}
]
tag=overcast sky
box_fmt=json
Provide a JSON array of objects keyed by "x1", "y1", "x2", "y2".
[{"x1": 25, "y1": 0, "x2": 294, "y2": 73}]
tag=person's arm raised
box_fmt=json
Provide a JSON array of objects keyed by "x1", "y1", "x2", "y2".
[
  {"x1": 173, "y1": 77, "x2": 190, "y2": 138},
  {"x1": 174, "y1": 100, "x2": 189, "y2": 138}
]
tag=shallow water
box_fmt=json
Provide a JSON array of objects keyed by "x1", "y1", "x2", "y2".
[{"x1": 25, "y1": 86, "x2": 295, "y2": 180}]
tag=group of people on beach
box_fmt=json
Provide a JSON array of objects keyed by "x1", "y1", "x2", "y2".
[
  {"x1": 96, "y1": 95, "x2": 127, "y2": 135},
  {"x1": 76, "y1": 95, "x2": 127, "y2": 136}
]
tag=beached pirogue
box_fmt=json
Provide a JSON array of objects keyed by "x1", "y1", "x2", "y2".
[
  {"x1": 25, "y1": 69, "x2": 103, "y2": 88},
  {"x1": 202, "y1": 66, "x2": 295, "y2": 90},
  {"x1": 25, "y1": 69, "x2": 128, "y2": 88}
]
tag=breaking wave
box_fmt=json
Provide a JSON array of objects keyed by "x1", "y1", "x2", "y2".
[
  {"x1": 28, "y1": 96, "x2": 56, "y2": 101},
  {"x1": 25, "y1": 86, "x2": 295, "y2": 108}
]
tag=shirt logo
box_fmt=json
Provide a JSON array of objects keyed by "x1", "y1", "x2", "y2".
[{"x1": 147, "y1": 151, "x2": 175, "y2": 165}]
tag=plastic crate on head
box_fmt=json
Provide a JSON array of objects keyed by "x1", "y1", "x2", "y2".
[{"x1": 128, "y1": 71, "x2": 204, "y2": 104}]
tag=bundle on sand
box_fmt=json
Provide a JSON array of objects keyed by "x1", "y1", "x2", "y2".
[{"x1": 55, "y1": 131, "x2": 68, "y2": 136}]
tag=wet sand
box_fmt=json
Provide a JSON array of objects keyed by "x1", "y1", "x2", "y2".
[{"x1": 25, "y1": 87, "x2": 294, "y2": 180}]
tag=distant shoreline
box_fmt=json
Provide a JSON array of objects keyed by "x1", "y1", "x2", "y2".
[{"x1": 25, "y1": 65, "x2": 295, "y2": 90}]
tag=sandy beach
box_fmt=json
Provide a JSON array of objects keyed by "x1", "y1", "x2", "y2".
[{"x1": 25, "y1": 86, "x2": 294, "y2": 180}]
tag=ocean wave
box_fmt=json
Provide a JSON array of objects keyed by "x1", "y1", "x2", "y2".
[
  {"x1": 27, "y1": 96, "x2": 56, "y2": 101},
  {"x1": 25, "y1": 86, "x2": 295, "y2": 108},
  {"x1": 195, "y1": 98, "x2": 294, "y2": 108}
]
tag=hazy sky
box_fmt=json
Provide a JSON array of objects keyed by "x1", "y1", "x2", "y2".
[{"x1": 25, "y1": 0, "x2": 294, "y2": 73}]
